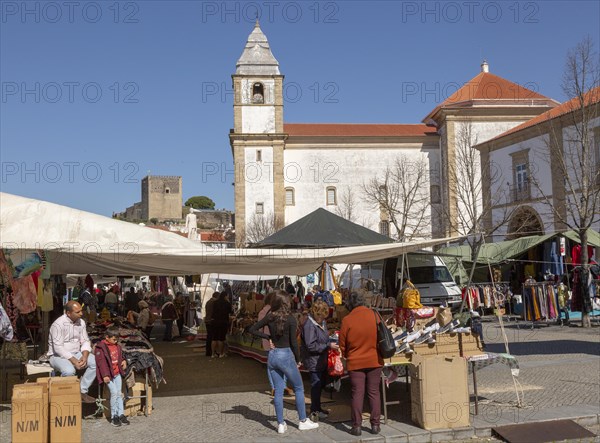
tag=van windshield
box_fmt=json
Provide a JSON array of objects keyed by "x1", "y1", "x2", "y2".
[{"x1": 408, "y1": 266, "x2": 453, "y2": 284}]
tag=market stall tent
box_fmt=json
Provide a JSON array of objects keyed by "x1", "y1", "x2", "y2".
[
  {"x1": 255, "y1": 208, "x2": 393, "y2": 248},
  {"x1": 438, "y1": 231, "x2": 600, "y2": 265},
  {"x1": 1, "y1": 193, "x2": 459, "y2": 276}
]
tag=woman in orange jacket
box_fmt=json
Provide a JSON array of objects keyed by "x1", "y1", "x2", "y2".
[{"x1": 339, "y1": 292, "x2": 383, "y2": 436}]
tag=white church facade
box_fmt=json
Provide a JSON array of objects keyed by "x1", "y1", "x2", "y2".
[{"x1": 229, "y1": 22, "x2": 559, "y2": 244}]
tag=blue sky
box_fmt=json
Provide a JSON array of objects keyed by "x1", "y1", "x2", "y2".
[{"x1": 1, "y1": 0, "x2": 598, "y2": 216}]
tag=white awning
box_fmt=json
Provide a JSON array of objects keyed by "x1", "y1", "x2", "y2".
[{"x1": 1, "y1": 193, "x2": 458, "y2": 276}]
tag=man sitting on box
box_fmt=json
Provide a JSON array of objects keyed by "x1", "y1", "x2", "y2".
[{"x1": 48, "y1": 300, "x2": 97, "y2": 403}]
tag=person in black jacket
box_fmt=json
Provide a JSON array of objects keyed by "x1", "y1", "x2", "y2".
[
  {"x1": 249, "y1": 291, "x2": 319, "y2": 434},
  {"x1": 211, "y1": 292, "x2": 232, "y2": 357}
]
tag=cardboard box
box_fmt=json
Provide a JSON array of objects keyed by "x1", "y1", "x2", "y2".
[
  {"x1": 49, "y1": 377, "x2": 82, "y2": 443},
  {"x1": 129, "y1": 382, "x2": 152, "y2": 416},
  {"x1": 411, "y1": 333, "x2": 460, "y2": 357},
  {"x1": 412, "y1": 342, "x2": 438, "y2": 356},
  {"x1": 409, "y1": 354, "x2": 470, "y2": 430},
  {"x1": 12, "y1": 383, "x2": 48, "y2": 443},
  {"x1": 459, "y1": 332, "x2": 483, "y2": 358},
  {"x1": 102, "y1": 380, "x2": 149, "y2": 418}
]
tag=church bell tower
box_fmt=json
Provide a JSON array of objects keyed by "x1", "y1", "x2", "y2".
[{"x1": 230, "y1": 21, "x2": 285, "y2": 243}]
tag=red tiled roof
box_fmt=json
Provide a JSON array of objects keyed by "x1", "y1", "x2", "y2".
[
  {"x1": 200, "y1": 231, "x2": 226, "y2": 241},
  {"x1": 284, "y1": 123, "x2": 438, "y2": 137},
  {"x1": 483, "y1": 86, "x2": 600, "y2": 145},
  {"x1": 425, "y1": 72, "x2": 554, "y2": 121}
]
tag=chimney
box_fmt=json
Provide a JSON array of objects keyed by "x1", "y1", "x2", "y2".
[{"x1": 481, "y1": 60, "x2": 489, "y2": 73}]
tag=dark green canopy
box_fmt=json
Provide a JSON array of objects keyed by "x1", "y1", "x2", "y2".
[
  {"x1": 255, "y1": 208, "x2": 394, "y2": 248},
  {"x1": 438, "y1": 229, "x2": 600, "y2": 265}
]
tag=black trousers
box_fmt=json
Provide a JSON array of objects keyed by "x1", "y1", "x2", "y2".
[{"x1": 205, "y1": 324, "x2": 213, "y2": 356}]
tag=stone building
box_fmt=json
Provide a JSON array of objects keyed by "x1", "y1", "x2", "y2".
[
  {"x1": 141, "y1": 176, "x2": 182, "y2": 221},
  {"x1": 117, "y1": 175, "x2": 183, "y2": 222},
  {"x1": 229, "y1": 22, "x2": 559, "y2": 243}
]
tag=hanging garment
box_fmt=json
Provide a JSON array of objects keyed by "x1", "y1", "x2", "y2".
[
  {"x1": 11, "y1": 275, "x2": 38, "y2": 314},
  {"x1": 41, "y1": 280, "x2": 54, "y2": 312},
  {"x1": 0, "y1": 250, "x2": 15, "y2": 287}
]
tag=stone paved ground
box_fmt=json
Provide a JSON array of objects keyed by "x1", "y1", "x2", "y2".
[{"x1": 1, "y1": 317, "x2": 599, "y2": 442}]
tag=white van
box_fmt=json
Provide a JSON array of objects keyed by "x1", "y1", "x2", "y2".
[{"x1": 397, "y1": 254, "x2": 462, "y2": 308}]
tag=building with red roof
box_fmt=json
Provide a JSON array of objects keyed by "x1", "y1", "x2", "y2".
[{"x1": 229, "y1": 23, "x2": 561, "y2": 244}]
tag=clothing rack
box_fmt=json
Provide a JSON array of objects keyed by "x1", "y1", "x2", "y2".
[
  {"x1": 521, "y1": 282, "x2": 559, "y2": 327},
  {"x1": 462, "y1": 282, "x2": 512, "y2": 310}
]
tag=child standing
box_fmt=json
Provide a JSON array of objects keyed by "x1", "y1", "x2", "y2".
[{"x1": 95, "y1": 327, "x2": 130, "y2": 427}]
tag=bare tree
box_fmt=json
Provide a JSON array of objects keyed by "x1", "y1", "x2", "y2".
[
  {"x1": 443, "y1": 122, "x2": 516, "y2": 261},
  {"x1": 244, "y1": 212, "x2": 283, "y2": 245},
  {"x1": 335, "y1": 186, "x2": 357, "y2": 222},
  {"x1": 528, "y1": 36, "x2": 600, "y2": 327},
  {"x1": 362, "y1": 154, "x2": 431, "y2": 241}
]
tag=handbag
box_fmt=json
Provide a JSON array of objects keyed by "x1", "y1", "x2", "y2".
[
  {"x1": 373, "y1": 310, "x2": 396, "y2": 358},
  {"x1": 327, "y1": 348, "x2": 344, "y2": 377},
  {"x1": 401, "y1": 280, "x2": 423, "y2": 309}
]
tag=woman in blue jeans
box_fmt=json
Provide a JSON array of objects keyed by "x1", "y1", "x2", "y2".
[{"x1": 249, "y1": 291, "x2": 319, "y2": 434}]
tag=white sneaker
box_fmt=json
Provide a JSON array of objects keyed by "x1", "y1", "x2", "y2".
[
  {"x1": 277, "y1": 422, "x2": 288, "y2": 434},
  {"x1": 298, "y1": 418, "x2": 319, "y2": 430}
]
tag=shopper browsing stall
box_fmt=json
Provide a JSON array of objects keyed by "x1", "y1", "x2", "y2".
[
  {"x1": 248, "y1": 291, "x2": 319, "y2": 434},
  {"x1": 339, "y1": 292, "x2": 383, "y2": 436},
  {"x1": 301, "y1": 299, "x2": 338, "y2": 421}
]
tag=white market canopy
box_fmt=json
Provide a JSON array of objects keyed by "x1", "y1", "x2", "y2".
[{"x1": 0, "y1": 193, "x2": 458, "y2": 276}]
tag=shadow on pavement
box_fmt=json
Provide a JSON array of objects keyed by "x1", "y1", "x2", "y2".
[
  {"x1": 221, "y1": 404, "x2": 276, "y2": 431},
  {"x1": 486, "y1": 340, "x2": 600, "y2": 356}
]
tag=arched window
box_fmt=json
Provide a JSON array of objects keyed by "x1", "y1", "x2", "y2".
[
  {"x1": 252, "y1": 82, "x2": 264, "y2": 104},
  {"x1": 165, "y1": 188, "x2": 170, "y2": 194},
  {"x1": 379, "y1": 221, "x2": 390, "y2": 237},
  {"x1": 326, "y1": 187, "x2": 337, "y2": 205},
  {"x1": 285, "y1": 188, "x2": 295, "y2": 206}
]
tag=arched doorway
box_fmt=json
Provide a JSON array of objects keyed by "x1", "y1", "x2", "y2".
[{"x1": 507, "y1": 206, "x2": 544, "y2": 240}]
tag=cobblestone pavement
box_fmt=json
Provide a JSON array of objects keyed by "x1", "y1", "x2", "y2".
[{"x1": 1, "y1": 318, "x2": 599, "y2": 442}]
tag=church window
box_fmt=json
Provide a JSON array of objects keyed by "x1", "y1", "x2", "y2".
[
  {"x1": 252, "y1": 82, "x2": 264, "y2": 104},
  {"x1": 326, "y1": 187, "x2": 337, "y2": 205},
  {"x1": 285, "y1": 188, "x2": 295, "y2": 206},
  {"x1": 165, "y1": 188, "x2": 170, "y2": 194},
  {"x1": 379, "y1": 221, "x2": 390, "y2": 237},
  {"x1": 256, "y1": 202, "x2": 264, "y2": 214},
  {"x1": 256, "y1": 150, "x2": 262, "y2": 162}
]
